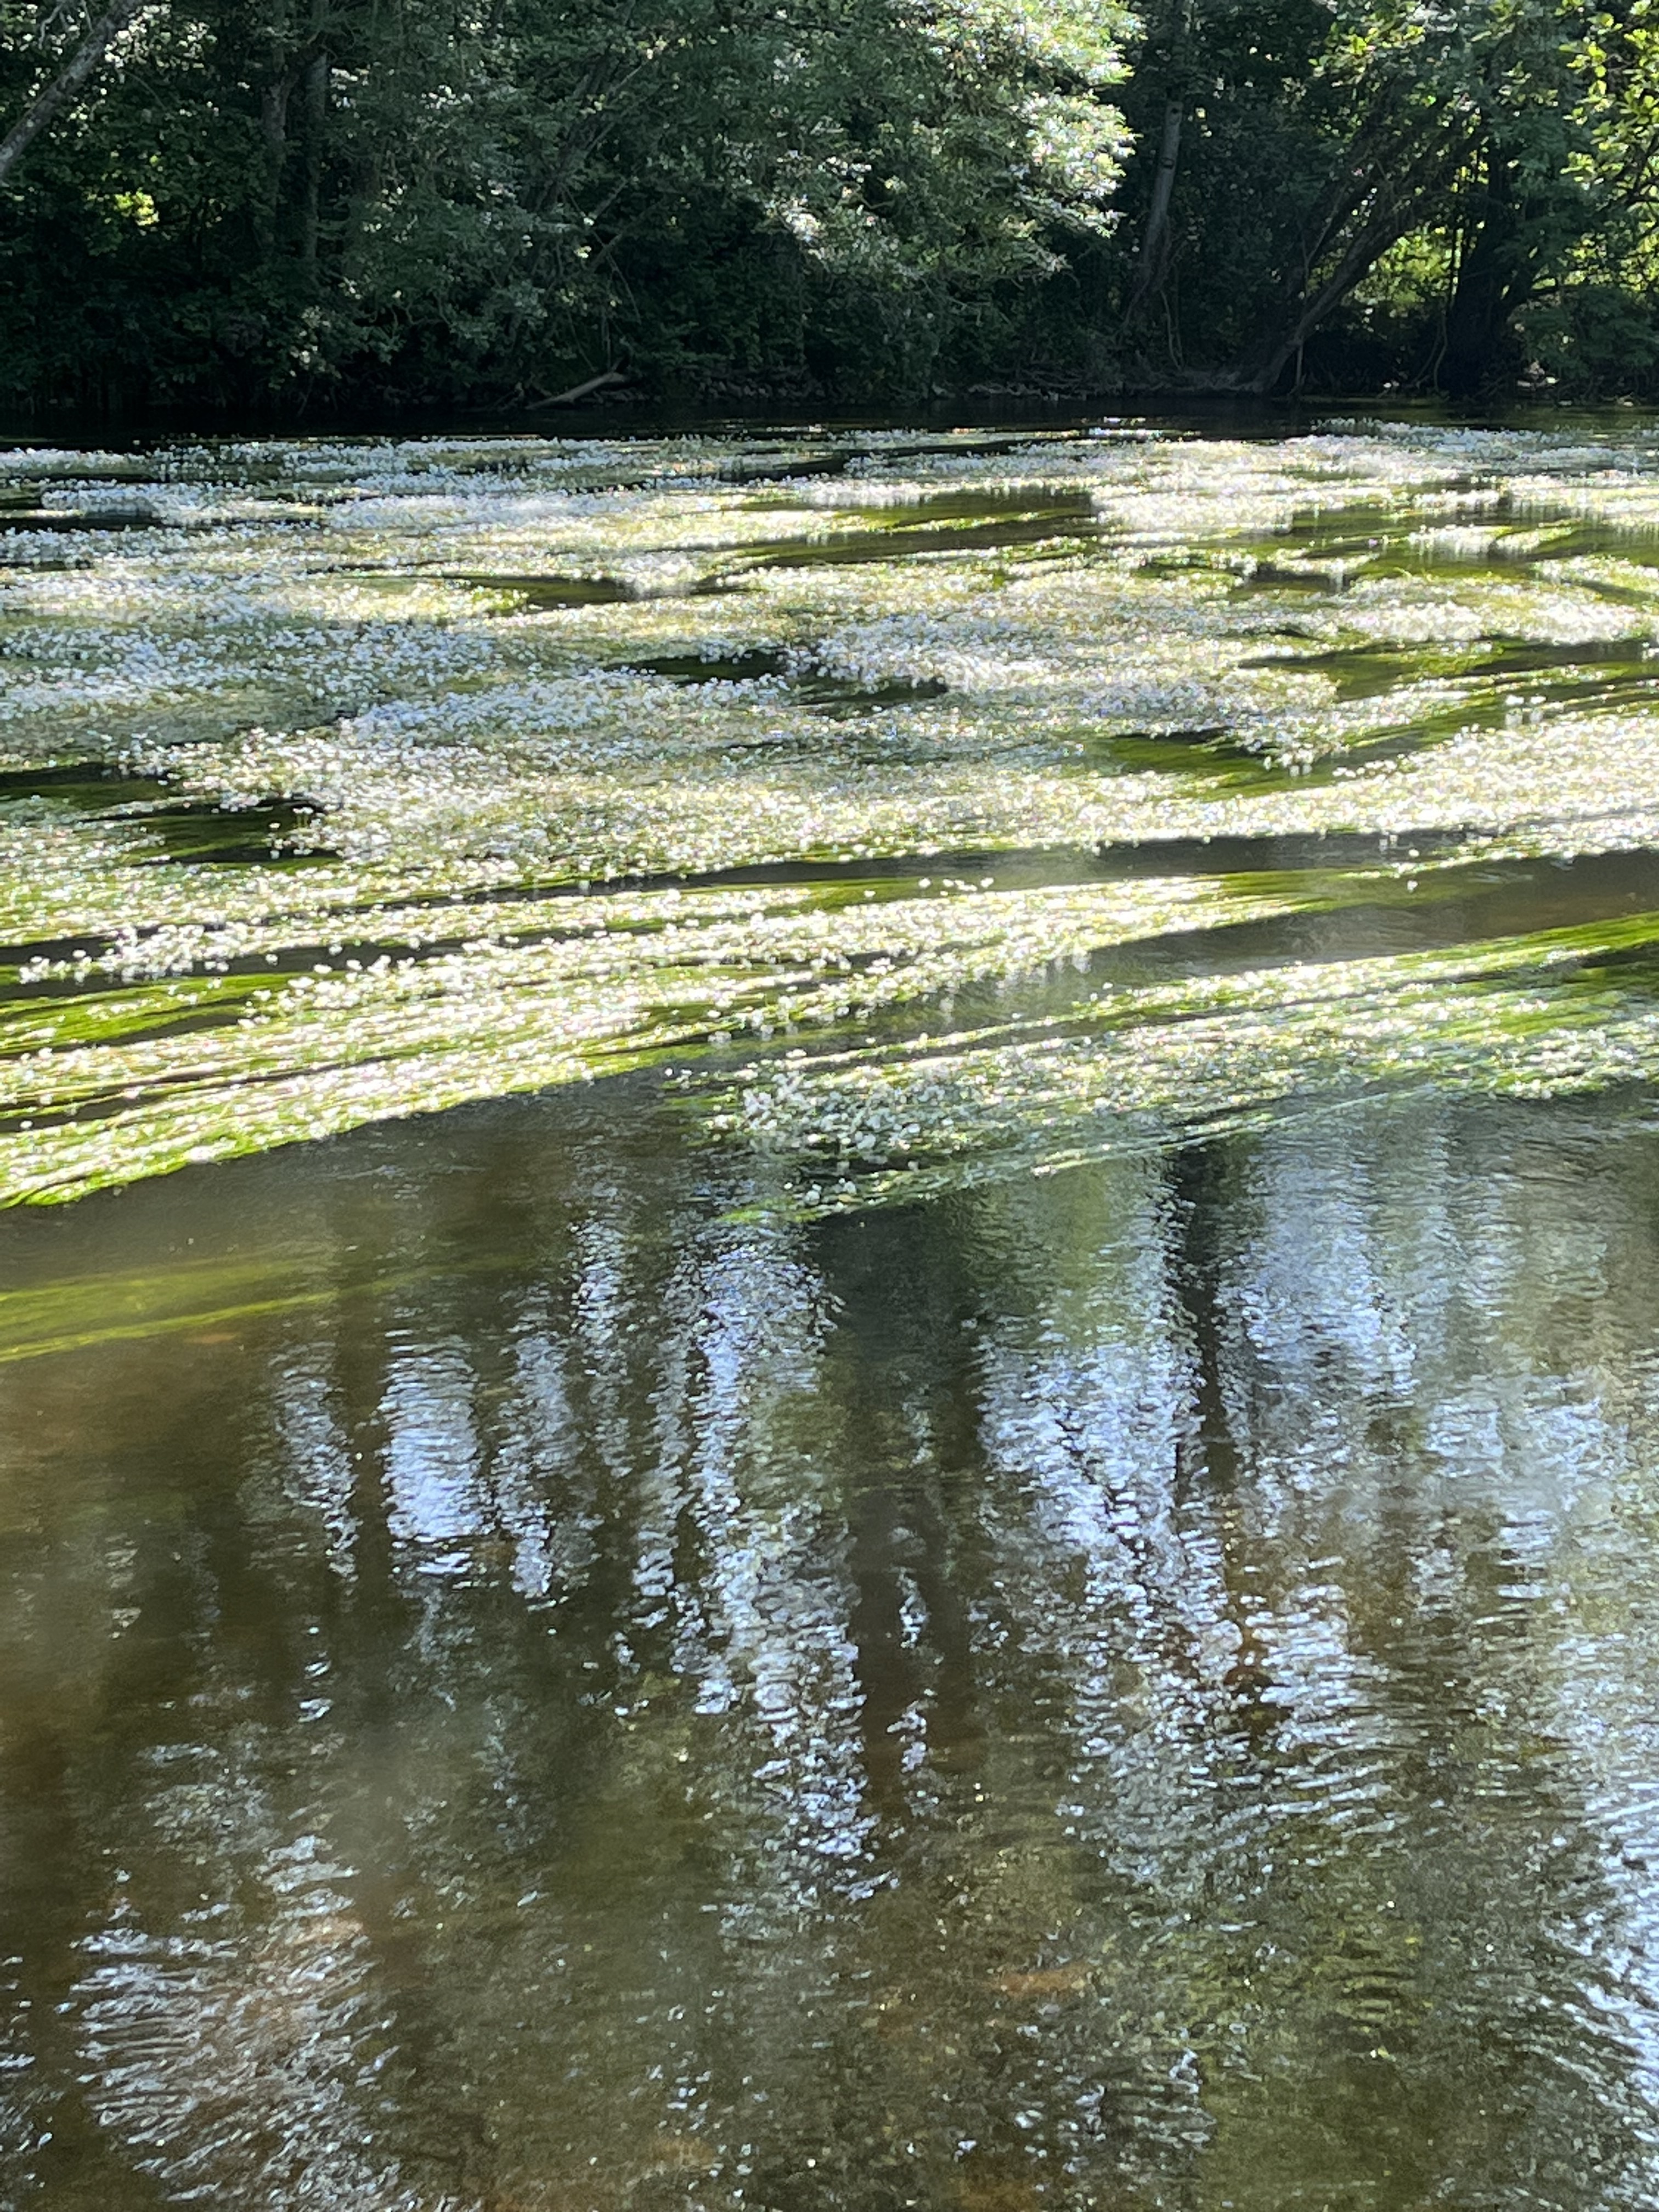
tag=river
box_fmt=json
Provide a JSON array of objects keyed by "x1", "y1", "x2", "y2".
[{"x1": 5, "y1": 417, "x2": 1659, "y2": 2208}]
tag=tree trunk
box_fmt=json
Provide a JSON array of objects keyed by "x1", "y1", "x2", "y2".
[
  {"x1": 298, "y1": 46, "x2": 329, "y2": 289},
  {"x1": 258, "y1": 76, "x2": 291, "y2": 253},
  {"x1": 1231, "y1": 204, "x2": 1410, "y2": 392},
  {"x1": 0, "y1": 0, "x2": 145, "y2": 189},
  {"x1": 1125, "y1": 98, "x2": 1184, "y2": 323},
  {"x1": 1223, "y1": 126, "x2": 1466, "y2": 393},
  {"x1": 1440, "y1": 162, "x2": 1530, "y2": 396}
]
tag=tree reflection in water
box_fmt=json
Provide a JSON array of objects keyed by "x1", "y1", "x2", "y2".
[{"x1": 4, "y1": 1075, "x2": 1659, "y2": 2210}]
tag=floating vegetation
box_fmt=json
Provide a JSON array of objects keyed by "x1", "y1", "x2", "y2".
[{"x1": 8, "y1": 420, "x2": 1659, "y2": 1205}]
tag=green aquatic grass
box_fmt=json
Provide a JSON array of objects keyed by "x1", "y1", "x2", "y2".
[
  {"x1": 0, "y1": 1245, "x2": 528, "y2": 1361},
  {"x1": 704, "y1": 909, "x2": 1659, "y2": 1213},
  {"x1": 0, "y1": 875, "x2": 1329, "y2": 1202},
  {"x1": 0, "y1": 1256, "x2": 355, "y2": 1363},
  {"x1": 7, "y1": 422, "x2": 1659, "y2": 1207}
]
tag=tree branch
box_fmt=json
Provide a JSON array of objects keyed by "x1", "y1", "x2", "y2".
[
  {"x1": 0, "y1": 0, "x2": 145, "y2": 189},
  {"x1": 523, "y1": 368, "x2": 629, "y2": 408}
]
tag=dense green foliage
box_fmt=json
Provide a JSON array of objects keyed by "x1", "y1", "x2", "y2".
[
  {"x1": 3, "y1": 0, "x2": 1659, "y2": 414},
  {"x1": 1115, "y1": 0, "x2": 1659, "y2": 396}
]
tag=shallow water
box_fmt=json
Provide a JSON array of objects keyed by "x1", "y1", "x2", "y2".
[
  {"x1": 8, "y1": 417, "x2": 1659, "y2": 1205},
  {"x1": 10, "y1": 419, "x2": 1659, "y2": 2205},
  {"x1": 10, "y1": 1084, "x2": 1659, "y2": 2210}
]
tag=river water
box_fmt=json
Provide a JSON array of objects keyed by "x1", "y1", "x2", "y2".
[{"x1": 7, "y1": 420, "x2": 1659, "y2": 2208}]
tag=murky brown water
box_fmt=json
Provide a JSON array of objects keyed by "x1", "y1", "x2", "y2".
[{"x1": 7, "y1": 1071, "x2": 1659, "y2": 2210}]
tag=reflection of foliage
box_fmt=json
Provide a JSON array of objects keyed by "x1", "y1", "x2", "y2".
[{"x1": 3, "y1": 1081, "x2": 1659, "y2": 2203}]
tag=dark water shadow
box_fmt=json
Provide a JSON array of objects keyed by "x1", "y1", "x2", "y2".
[
  {"x1": 730, "y1": 492, "x2": 1101, "y2": 573},
  {"x1": 441, "y1": 570, "x2": 639, "y2": 608},
  {"x1": 623, "y1": 647, "x2": 950, "y2": 716},
  {"x1": 904, "y1": 849, "x2": 1659, "y2": 1047},
  {"x1": 0, "y1": 761, "x2": 328, "y2": 867},
  {"x1": 0, "y1": 507, "x2": 179, "y2": 535},
  {"x1": 0, "y1": 763, "x2": 170, "y2": 806},
  {"x1": 1254, "y1": 635, "x2": 1658, "y2": 702}
]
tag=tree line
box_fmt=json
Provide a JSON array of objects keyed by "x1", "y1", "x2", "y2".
[{"x1": 2, "y1": 0, "x2": 1658, "y2": 419}]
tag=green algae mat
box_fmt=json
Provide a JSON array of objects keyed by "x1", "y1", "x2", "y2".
[{"x1": 9, "y1": 417, "x2": 1659, "y2": 1210}]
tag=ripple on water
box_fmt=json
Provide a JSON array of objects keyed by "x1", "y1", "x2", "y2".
[
  {"x1": 5, "y1": 420, "x2": 1659, "y2": 1212},
  {"x1": 6, "y1": 1084, "x2": 1659, "y2": 2203}
]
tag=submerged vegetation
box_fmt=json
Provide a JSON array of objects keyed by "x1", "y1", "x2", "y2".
[{"x1": 8, "y1": 419, "x2": 1659, "y2": 1209}]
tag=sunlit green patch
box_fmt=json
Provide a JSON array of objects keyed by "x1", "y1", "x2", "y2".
[
  {"x1": 0, "y1": 1248, "x2": 476, "y2": 1363},
  {"x1": 0, "y1": 972, "x2": 274, "y2": 1057},
  {"x1": 7, "y1": 421, "x2": 1659, "y2": 1206},
  {"x1": 703, "y1": 910, "x2": 1659, "y2": 1215},
  {"x1": 0, "y1": 1254, "x2": 347, "y2": 1362}
]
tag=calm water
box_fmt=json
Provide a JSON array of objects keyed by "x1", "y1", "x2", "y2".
[
  {"x1": 8, "y1": 1078, "x2": 1659, "y2": 2209},
  {"x1": 10, "y1": 419, "x2": 1659, "y2": 2207}
]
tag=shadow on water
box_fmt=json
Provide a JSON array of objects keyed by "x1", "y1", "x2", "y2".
[
  {"x1": 887, "y1": 850, "x2": 1659, "y2": 1048},
  {"x1": 729, "y1": 492, "x2": 1102, "y2": 573},
  {"x1": 1249, "y1": 634, "x2": 1659, "y2": 702},
  {"x1": 622, "y1": 647, "x2": 951, "y2": 715},
  {"x1": 0, "y1": 762, "x2": 328, "y2": 865},
  {"x1": 0, "y1": 506, "x2": 178, "y2": 535},
  {"x1": 1108, "y1": 847, "x2": 1659, "y2": 983}
]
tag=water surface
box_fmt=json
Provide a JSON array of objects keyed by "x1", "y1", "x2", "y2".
[
  {"x1": 7, "y1": 416, "x2": 1659, "y2": 1205},
  {"x1": 9, "y1": 1083, "x2": 1659, "y2": 2209},
  {"x1": 9, "y1": 420, "x2": 1659, "y2": 2207}
]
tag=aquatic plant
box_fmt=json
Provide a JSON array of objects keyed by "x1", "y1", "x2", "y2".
[{"x1": 8, "y1": 421, "x2": 1659, "y2": 1207}]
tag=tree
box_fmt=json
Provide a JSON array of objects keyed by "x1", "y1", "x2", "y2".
[
  {"x1": 8, "y1": 0, "x2": 1659, "y2": 411},
  {"x1": 0, "y1": 0, "x2": 146, "y2": 190},
  {"x1": 1110, "y1": 0, "x2": 1340, "y2": 376},
  {"x1": 0, "y1": 0, "x2": 1131, "y2": 410},
  {"x1": 1221, "y1": 0, "x2": 1639, "y2": 395}
]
